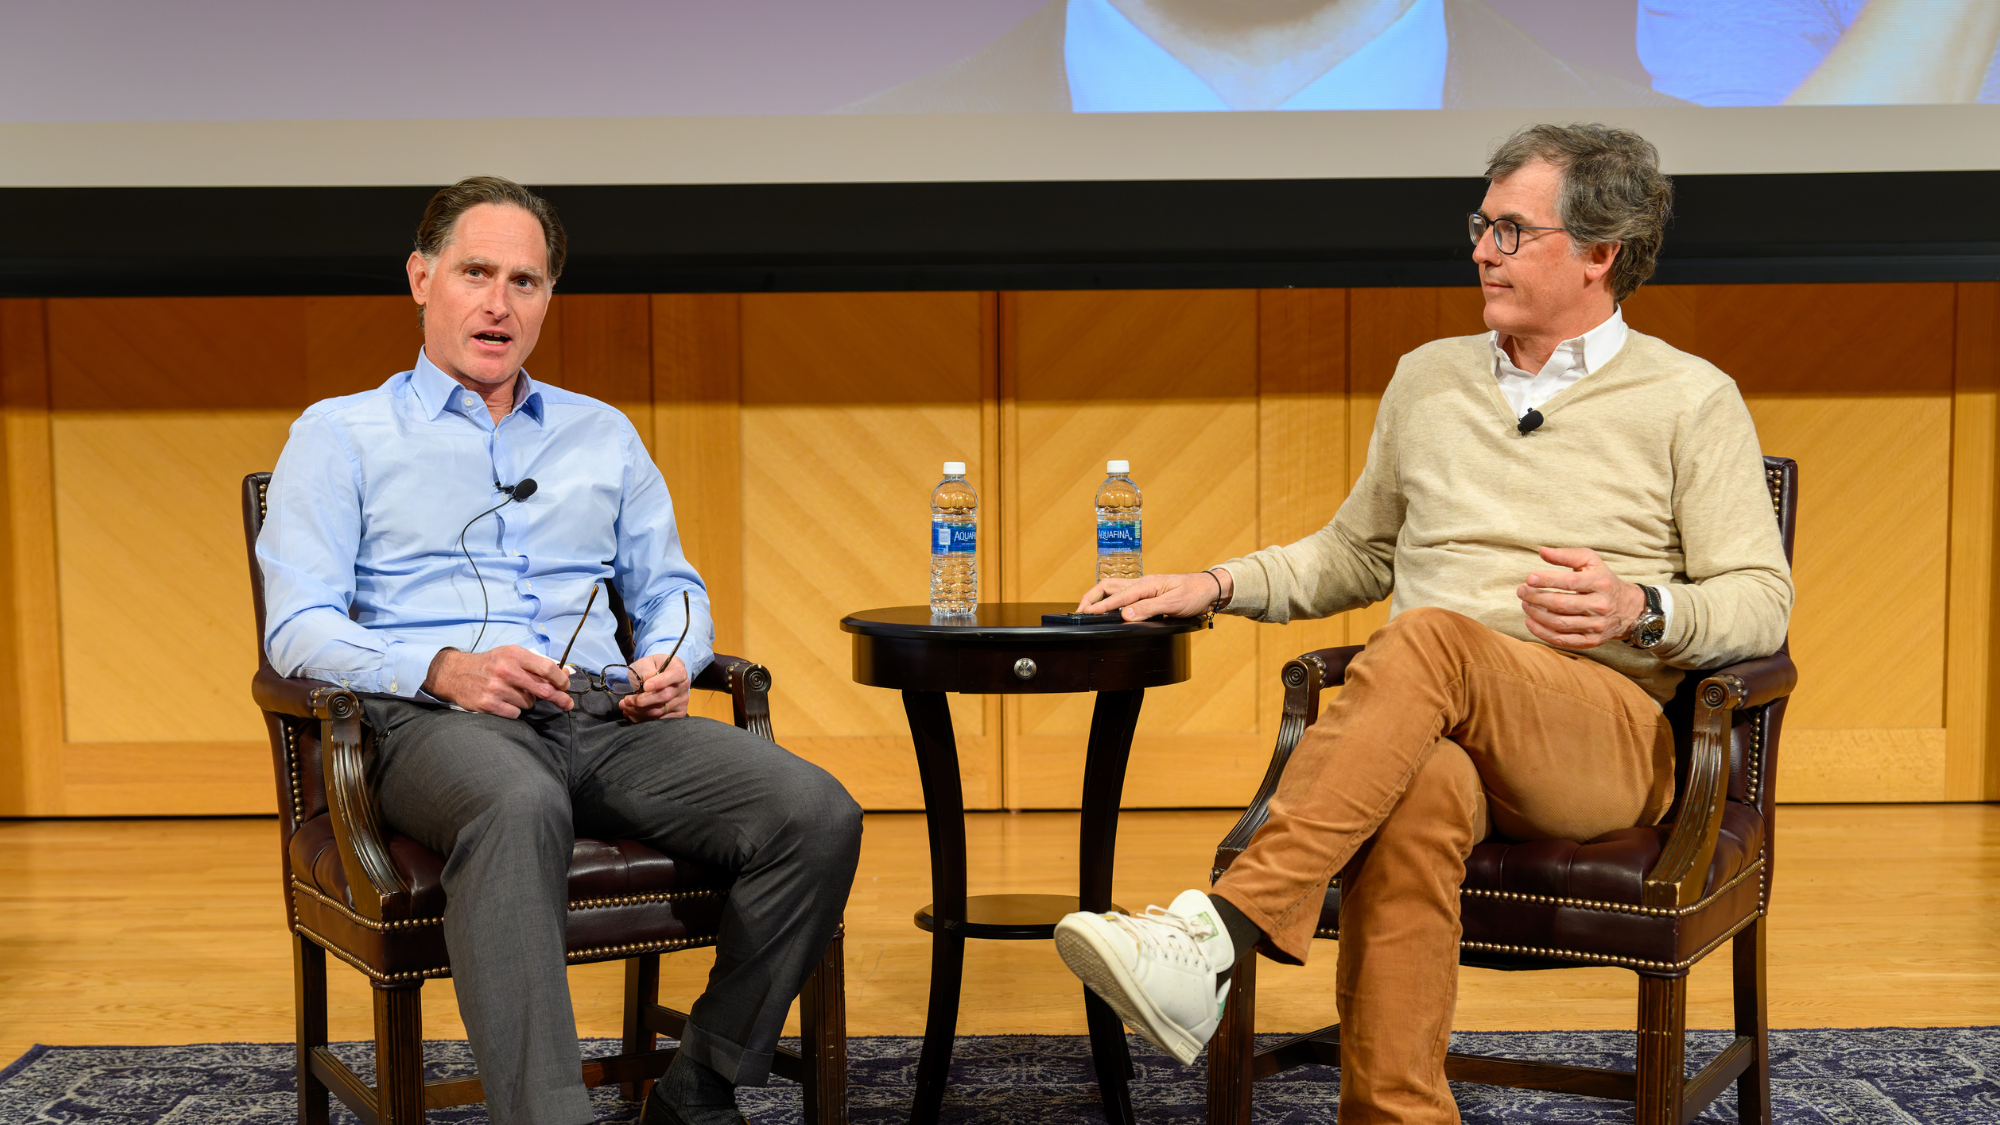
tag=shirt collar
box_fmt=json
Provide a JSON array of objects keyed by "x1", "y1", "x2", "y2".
[
  {"x1": 410, "y1": 349, "x2": 546, "y2": 425},
  {"x1": 1489, "y1": 307, "x2": 1629, "y2": 377},
  {"x1": 1064, "y1": 0, "x2": 1446, "y2": 113}
]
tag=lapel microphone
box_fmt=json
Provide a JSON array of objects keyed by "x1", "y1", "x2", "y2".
[
  {"x1": 1517, "y1": 409, "x2": 1544, "y2": 435},
  {"x1": 460, "y1": 478, "x2": 540, "y2": 653}
]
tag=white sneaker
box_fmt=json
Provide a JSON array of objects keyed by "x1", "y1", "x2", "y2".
[{"x1": 1054, "y1": 888, "x2": 1236, "y2": 1065}]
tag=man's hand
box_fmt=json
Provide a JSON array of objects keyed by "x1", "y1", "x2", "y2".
[
  {"x1": 1076, "y1": 569, "x2": 1231, "y2": 621},
  {"x1": 1517, "y1": 547, "x2": 1647, "y2": 650},
  {"x1": 620, "y1": 654, "x2": 690, "y2": 722},
  {"x1": 424, "y1": 645, "x2": 572, "y2": 718}
]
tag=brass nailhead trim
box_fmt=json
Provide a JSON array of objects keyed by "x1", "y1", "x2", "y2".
[
  {"x1": 1747, "y1": 719, "x2": 1764, "y2": 802},
  {"x1": 568, "y1": 888, "x2": 728, "y2": 912},
  {"x1": 295, "y1": 878, "x2": 731, "y2": 930},
  {"x1": 566, "y1": 935, "x2": 717, "y2": 963},
  {"x1": 296, "y1": 923, "x2": 720, "y2": 983},
  {"x1": 293, "y1": 879, "x2": 443, "y2": 931},
  {"x1": 1457, "y1": 857, "x2": 1764, "y2": 919},
  {"x1": 284, "y1": 724, "x2": 301, "y2": 823},
  {"x1": 285, "y1": 724, "x2": 304, "y2": 930},
  {"x1": 1456, "y1": 908, "x2": 1760, "y2": 973},
  {"x1": 294, "y1": 923, "x2": 453, "y2": 983},
  {"x1": 1313, "y1": 910, "x2": 1759, "y2": 973}
]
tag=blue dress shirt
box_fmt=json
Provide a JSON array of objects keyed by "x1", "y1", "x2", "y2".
[
  {"x1": 1639, "y1": 0, "x2": 2000, "y2": 106},
  {"x1": 1065, "y1": 0, "x2": 1447, "y2": 112},
  {"x1": 258, "y1": 351, "x2": 712, "y2": 699}
]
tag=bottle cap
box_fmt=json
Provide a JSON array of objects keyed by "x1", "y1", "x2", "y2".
[
  {"x1": 1107, "y1": 460, "x2": 1130, "y2": 474},
  {"x1": 943, "y1": 461, "x2": 966, "y2": 475}
]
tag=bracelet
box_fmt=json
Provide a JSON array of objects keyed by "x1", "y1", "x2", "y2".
[{"x1": 1200, "y1": 569, "x2": 1227, "y2": 626}]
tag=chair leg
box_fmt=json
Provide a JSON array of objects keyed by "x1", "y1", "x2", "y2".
[
  {"x1": 799, "y1": 927, "x2": 849, "y2": 1125},
  {"x1": 623, "y1": 954, "x2": 663, "y2": 1101},
  {"x1": 1734, "y1": 918, "x2": 1772, "y2": 1125},
  {"x1": 372, "y1": 981, "x2": 426, "y2": 1125},
  {"x1": 1635, "y1": 975, "x2": 1688, "y2": 1125},
  {"x1": 1205, "y1": 951, "x2": 1257, "y2": 1125},
  {"x1": 294, "y1": 934, "x2": 330, "y2": 1125}
]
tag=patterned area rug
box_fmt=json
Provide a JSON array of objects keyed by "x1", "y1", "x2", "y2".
[{"x1": 2, "y1": 1028, "x2": 1993, "y2": 1124}]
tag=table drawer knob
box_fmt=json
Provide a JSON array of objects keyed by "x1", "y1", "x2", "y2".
[{"x1": 1013, "y1": 658, "x2": 1038, "y2": 680}]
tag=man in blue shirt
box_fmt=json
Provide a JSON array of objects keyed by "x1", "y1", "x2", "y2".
[{"x1": 258, "y1": 176, "x2": 862, "y2": 1125}]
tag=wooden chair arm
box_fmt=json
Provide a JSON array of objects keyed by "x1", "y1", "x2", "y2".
[
  {"x1": 696, "y1": 654, "x2": 776, "y2": 743},
  {"x1": 252, "y1": 666, "x2": 344, "y2": 719},
  {"x1": 251, "y1": 666, "x2": 407, "y2": 921},
  {"x1": 316, "y1": 682, "x2": 408, "y2": 922},
  {"x1": 1642, "y1": 654, "x2": 1797, "y2": 909},
  {"x1": 1708, "y1": 652, "x2": 1796, "y2": 710},
  {"x1": 1211, "y1": 645, "x2": 1365, "y2": 881}
]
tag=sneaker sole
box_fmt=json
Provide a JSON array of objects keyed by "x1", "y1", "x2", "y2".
[{"x1": 1054, "y1": 917, "x2": 1205, "y2": 1066}]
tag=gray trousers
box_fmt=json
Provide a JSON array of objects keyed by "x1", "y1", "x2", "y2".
[{"x1": 366, "y1": 695, "x2": 863, "y2": 1125}]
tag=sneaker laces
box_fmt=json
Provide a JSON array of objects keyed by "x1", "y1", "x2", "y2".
[{"x1": 1101, "y1": 904, "x2": 1218, "y2": 970}]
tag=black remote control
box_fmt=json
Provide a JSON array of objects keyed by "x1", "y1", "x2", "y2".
[{"x1": 1041, "y1": 612, "x2": 1137, "y2": 626}]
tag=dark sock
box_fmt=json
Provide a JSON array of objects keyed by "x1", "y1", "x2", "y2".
[
  {"x1": 1209, "y1": 893, "x2": 1265, "y2": 990},
  {"x1": 650, "y1": 1052, "x2": 740, "y2": 1125}
]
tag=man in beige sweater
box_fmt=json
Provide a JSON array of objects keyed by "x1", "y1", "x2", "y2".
[{"x1": 1052, "y1": 123, "x2": 1792, "y2": 1123}]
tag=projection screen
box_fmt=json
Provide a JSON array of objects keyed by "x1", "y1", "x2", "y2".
[{"x1": 4, "y1": 0, "x2": 1999, "y2": 187}]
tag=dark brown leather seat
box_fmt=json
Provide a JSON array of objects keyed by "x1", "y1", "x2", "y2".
[
  {"x1": 1209, "y1": 456, "x2": 1798, "y2": 1125},
  {"x1": 285, "y1": 817, "x2": 734, "y2": 981},
  {"x1": 243, "y1": 471, "x2": 847, "y2": 1125}
]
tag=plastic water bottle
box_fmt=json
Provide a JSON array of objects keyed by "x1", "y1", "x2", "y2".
[
  {"x1": 1095, "y1": 460, "x2": 1142, "y2": 582},
  {"x1": 930, "y1": 462, "x2": 978, "y2": 615}
]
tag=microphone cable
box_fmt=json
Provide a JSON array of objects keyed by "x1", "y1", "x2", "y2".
[{"x1": 458, "y1": 478, "x2": 539, "y2": 654}]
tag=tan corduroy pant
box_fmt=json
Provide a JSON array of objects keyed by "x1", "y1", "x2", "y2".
[{"x1": 1212, "y1": 607, "x2": 1677, "y2": 1124}]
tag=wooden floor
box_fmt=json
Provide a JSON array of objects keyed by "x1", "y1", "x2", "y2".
[{"x1": 4, "y1": 805, "x2": 1998, "y2": 1068}]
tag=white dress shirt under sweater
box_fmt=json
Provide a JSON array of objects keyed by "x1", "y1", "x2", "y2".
[{"x1": 1489, "y1": 306, "x2": 1629, "y2": 418}]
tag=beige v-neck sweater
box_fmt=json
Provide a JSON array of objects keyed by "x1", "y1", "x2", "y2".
[{"x1": 1219, "y1": 329, "x2": 1793, "y2": 703}]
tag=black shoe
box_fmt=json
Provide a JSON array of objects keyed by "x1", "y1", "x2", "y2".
[{"x1": 640, "y1": 1084, "x2": 749, "y2": 1125}]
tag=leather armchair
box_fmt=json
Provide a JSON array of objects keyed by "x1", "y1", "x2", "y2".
[
  {"x1": 242, "y1": 472, "x2": 847, "y2": 1125},
  {"x1": 1207, "y1": 457, "x2": 1798, "y2": 1125}
]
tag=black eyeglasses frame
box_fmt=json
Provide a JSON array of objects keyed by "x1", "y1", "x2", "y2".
[{"x1": 1468, "y1": 211, "x2": 1569, "y2": 256}]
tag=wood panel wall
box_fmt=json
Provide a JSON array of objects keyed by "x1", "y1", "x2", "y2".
[{"x1": 1, "y1": 284, "x2": 1995, "y2": 815}]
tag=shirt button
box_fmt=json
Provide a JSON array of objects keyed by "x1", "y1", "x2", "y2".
[{"x1": 524, "y1": 580, "x2": 533, "y2": 590}]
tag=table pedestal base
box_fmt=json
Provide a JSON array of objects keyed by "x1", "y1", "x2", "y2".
[{"x1": 902, "y1": 688, "x2": 1146, "y2": 1125}]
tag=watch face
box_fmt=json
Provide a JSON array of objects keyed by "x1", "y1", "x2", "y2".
[{"x1": 1632, "y1": 612, "x2": 1666, "y2": 649}]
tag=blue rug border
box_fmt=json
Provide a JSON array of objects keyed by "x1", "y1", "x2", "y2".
[
  {"x1": 7, "y1": 1024, "x2": 1999, "y2": 1089},
  {"x1": 0, "y1": 1045, "x2": 49, "y2": 1087}
]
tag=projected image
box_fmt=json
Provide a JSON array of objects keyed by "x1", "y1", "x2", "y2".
[
  {"x1": 852, "y1": 0, "x2": 2000, "y2": 112},
  {"x1": 1639, "y1": 1, "x2": 2000, "y2": 106},
  {"x1": 4, "y1": 0, "x2": 1995, "y2": 121}
]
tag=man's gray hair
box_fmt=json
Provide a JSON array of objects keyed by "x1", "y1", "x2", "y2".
[{"x1": 1485, "y1": 123, "x2": 1673, "y2": 302}]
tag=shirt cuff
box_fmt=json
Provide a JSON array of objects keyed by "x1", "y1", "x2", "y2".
[
  {"x1": 1653, "y1": 585, "x2": 1696, "y2": 658},
  {"x1": 643, "y1": 643, "x2": 714, "y2": 686},
  {"x1": 387, "y1": 640, "x2": 450, "y2": 700}
]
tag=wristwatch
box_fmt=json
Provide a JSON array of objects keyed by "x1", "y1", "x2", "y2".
[{"x1": 1625, "y1": 585, "x2": 1666, "y2": 650}]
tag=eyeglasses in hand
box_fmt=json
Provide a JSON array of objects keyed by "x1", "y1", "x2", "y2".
[
  {"x1": 1468, "y1": 211, "x2": 1568, "y2": 256},
  {"x1": 555, "y1": 585, "x2": 690, "y2": 718}
]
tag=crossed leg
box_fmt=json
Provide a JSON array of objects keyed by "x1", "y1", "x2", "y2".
[{"x1": 1212, "y1": 607, "x2": 1675, "y2": 1123}]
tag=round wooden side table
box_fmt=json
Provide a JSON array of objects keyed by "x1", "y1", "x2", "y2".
[{"x1": 841, "y1": 602, "x2": 1205, "y2": 1125}]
